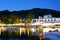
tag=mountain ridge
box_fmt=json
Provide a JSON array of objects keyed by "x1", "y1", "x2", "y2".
[{"x1": 0, "y1": 8, "x2": 60, "y2": 19}]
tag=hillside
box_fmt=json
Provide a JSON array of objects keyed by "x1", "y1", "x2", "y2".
[
  {"x1": 0, "y1": 8, "x2": 60, "y2": 24},
  {"x1": 0, "y1": 8, "x2": 60, "y2": 18}
]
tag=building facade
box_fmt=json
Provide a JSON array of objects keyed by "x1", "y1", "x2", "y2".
[{"x1": 31, "y1": 15, "x2": 60, "y2": 27}]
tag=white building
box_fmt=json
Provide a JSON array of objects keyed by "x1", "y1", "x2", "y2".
[{"x1": 30, "y1": 15, "x2": 60, "y2": 26}]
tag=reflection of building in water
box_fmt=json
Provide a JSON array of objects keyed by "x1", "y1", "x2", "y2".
[
  {"x1": 0, "y1": 27, "x2": 41, "y2": 36},
  {"x1": 31, "y1": 14, "x2": 60, "y2": 27},
  {"x1": 18, "y1": 27, "x2": 40, "y2": 36}
]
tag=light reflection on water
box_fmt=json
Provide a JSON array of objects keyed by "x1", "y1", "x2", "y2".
[
  {"x1": 0, "y1": 27, "x2": 41, "y2": 35},
  {"x1": 0, "y1": 26, "x2": 41, "y2": 40}
]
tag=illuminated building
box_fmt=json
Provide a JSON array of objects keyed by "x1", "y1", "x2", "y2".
[{"x1": 31, "y1": 14, "x2": 60, "y2": 27}]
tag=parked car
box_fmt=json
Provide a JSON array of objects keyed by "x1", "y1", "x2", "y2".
[{"x1": 49, "y1": 28, "x2": 58, "y2": 32}]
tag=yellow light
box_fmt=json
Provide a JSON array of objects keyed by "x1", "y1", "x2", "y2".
[{"x1": 1, "y1": 27, "x2": 6, "y2": 31}]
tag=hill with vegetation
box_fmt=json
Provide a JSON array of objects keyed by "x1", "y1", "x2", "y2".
[{"x1": 0, "y1": 8, "x2": 60, "y2": 24}]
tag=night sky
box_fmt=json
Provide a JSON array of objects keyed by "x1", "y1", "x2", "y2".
[{"x1": 0, "y1": 0, "x2": 60, "y2": 11}]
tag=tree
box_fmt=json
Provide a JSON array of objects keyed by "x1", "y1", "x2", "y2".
[
  {"x1": 27, "y1": 12, "x2": 34, "y2": 23},
  {"x1": 9, "y1": 13, "x2": 20, "y2": 24},
  {"x1": 1, "y1": 13, "x2": 20, "y2": 24}
]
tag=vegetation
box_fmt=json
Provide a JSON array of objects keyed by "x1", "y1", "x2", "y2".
[{"x1": 0, "y1": 8, "x2": 60, "y2": 24}]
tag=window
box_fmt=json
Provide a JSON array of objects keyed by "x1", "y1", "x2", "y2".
[
  {"x1": 54, "y1": 19, "x2": 56, "y2": 21},
  {"x1": 40, "y1": 19, "x2": 43, "y2": 22},
  {"x1": 48, "y1": 19, "x2": 49, "y2": 21},
  {"x1": 33, "y1": 19, "x2": 36, "y2": 23},
  {"x1": 44, "y1": 19, "x2": 46, "y2": 22},
  {"x1": 52, "y1": 27, "x2": 55, "y2": 29},
  {"x1": 51, "y1": 19, "x2": 52, "y2": 21}
]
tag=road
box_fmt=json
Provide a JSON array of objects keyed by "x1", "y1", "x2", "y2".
[{"x1": 44, "y1": 32, "x2": 60, "y2": 40}]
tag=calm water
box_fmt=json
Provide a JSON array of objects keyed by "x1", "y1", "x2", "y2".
[
  {"x1": 0, "y1": 26, "x2": 40, "y2": 40},
  {"x1": 0, "y1": 38, "x2": 31, "y2": 40},
  {"x1": 0, "y1": 38, "x2": 40, "y2": 40},
  {"x1": 0, "y1": 36, "x2": 40, "y2": 40}
]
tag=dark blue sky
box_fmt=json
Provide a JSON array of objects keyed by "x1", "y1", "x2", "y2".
[{"x1": 0, "y1": 0, "x2": 60, "y2": 11}]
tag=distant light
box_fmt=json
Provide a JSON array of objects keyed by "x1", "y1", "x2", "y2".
[{"x1": 32, "y1": 28, "x2": 35, "y2": 32}]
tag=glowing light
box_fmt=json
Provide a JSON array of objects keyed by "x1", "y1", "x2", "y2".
[
  {"x1": 32, "y1": 28, "x2": 35, "y2": 32},
  {"x1": 1, "y1": 27, "x2": 6, "y2": 31}
]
